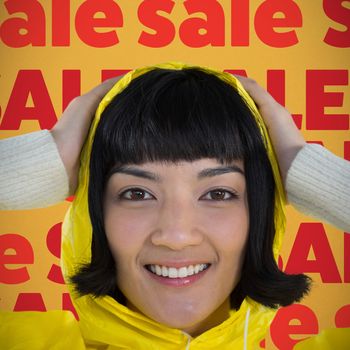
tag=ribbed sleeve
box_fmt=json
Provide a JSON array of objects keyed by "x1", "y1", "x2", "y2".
[
  {"x1": 286, "y1": 143, "x2": 350, "y2": 232},
  {"x1": 0, "y1": 130, "x2": 69, "y2": 209}
]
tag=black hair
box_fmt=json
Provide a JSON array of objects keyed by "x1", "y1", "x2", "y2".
[{"x1": 71, "y1": 68, "x2": 310, "y2": 309}]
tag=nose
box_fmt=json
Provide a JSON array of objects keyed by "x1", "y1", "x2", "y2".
[{"x1": 151, "y1": 199, "x2": 204, "y2": 250}]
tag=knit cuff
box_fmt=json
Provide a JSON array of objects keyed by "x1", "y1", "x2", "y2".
[
  {"x1": 0, "y1": 130, "x2": 69, "y2": 209},
  {"x1": 286, "y1": 143, "x2": 350, "y2": 232}
]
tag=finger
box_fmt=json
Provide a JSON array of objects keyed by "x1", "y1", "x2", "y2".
[
  {"x1": 89, "y1": 76, "x2": 124, "y2": 99},
  {"x1": 234, "y1": 75, "x2": 276, "y2": 109}
]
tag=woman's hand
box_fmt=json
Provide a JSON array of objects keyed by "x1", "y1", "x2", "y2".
[
  {"x1": 51, "y1": 77, "x2": 122, "y2": 194},
  {"x1": 236, "y1": 75, "x2": 306, "y2": 186}
]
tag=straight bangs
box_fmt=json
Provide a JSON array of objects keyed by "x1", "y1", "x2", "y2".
[{"x1": 93, "y1": 68, "x2": 259, "y2": 173}]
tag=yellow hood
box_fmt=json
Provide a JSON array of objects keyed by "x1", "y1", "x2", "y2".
[{"x1": 61, "y1": 62, "x2": 286, "y2": 349}]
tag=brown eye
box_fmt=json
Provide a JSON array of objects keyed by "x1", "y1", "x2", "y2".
[
  {"x1": 120, "y1": 188, "x2": 154, "y2": 200},
  {"x1": 200, "y1": 189, "x2": 237, "y2": 201},
  {"x1": 210, "y1": 190, "x2": 227, "y2": 200}
]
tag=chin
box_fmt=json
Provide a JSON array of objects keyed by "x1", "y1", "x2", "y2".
[{"x1": 145, "y1": 298, "x2": 229, "y2": 336}]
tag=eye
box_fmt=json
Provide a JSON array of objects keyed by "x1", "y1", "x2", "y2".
[
  {"x1": 200, "y1": 188, "x2": 238, "y2": 201},
  {"x1": 119, "y1": 188, "x2": 155, "y2": 201}
]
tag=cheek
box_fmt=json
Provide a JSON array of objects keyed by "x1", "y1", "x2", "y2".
[
  {"x1": 200, "y1": 205, "x2": 249, "y2": 250},
  {"x1": 199, "y1": 203, "x2": 249, "y2": 285},
  {"x1": 103, "y1": 207, "x2": 156, "y2": 258}
]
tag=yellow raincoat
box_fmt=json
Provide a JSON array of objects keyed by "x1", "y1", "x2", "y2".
[{"x1": 4, "y1": 62, "x2": 340, "y2": 349}]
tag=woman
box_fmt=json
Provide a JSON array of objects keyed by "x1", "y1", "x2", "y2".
[
  {"x1": 62, "y1": 63, "x2": 310, "y2": 348},
  {"x1": 1, "y1": 63, "x2": 349, "y2": 349}
]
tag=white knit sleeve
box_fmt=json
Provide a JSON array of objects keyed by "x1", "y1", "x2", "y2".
[
  {"x1": 286, "y1": 143, "x2": 350, "y2": 232},
  {"x1": 0, "y1": 130, "x2": 69, "y2": 210}
]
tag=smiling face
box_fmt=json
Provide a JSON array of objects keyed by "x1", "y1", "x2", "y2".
[
  {"x1": 103, "y1": 158, "x2": 249, "y2": 335},
  {"x1": 73, "y1": 68, "x2": 307, "y2": 336}
]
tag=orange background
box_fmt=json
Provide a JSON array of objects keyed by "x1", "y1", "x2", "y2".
[{"x1": 0, "y1": 1, "x2": 349, "y2": 348}]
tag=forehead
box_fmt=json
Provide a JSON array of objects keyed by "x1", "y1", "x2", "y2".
[{"x1": 135, "y1": 158, "x2": 243, "y2": 171}]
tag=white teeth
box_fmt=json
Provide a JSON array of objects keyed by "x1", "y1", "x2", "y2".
[
  {"x1": 161, "y1": 266, "x2": 168, "y2": 277},
  {"x1": 155, "y1": 265, "x2": 162, "y2": 275},
  {"x1": 147, "y1": 263, "x2": 209, "y2": 278},
  {"x1": 168, "y1": 267, "x2": 178, "y2": 278},
  {"x1": 178, "y1": 267, "x2": 187, "y2": 278}
]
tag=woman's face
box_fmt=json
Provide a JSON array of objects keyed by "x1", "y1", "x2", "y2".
[{"x1": 103, "y1": 158, "x2": 249, "y2": 336}]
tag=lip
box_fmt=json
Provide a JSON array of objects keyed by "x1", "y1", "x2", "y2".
[
  {"x1": 144, "y1": 264, "x2": 211, "y2": 287},
  {"x1": 145, "y1": 261, "x2": 210, "y2": 269}
]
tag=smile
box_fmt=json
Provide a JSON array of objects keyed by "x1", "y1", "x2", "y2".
[{"x1": 146, "y1": 264, "x2": 210, "y2": 278}]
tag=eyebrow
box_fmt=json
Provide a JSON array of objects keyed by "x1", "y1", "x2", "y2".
[
  {"x1": 108, "y1": 166, "x2": 160, "y2": 181},
  {"x1": 109, "y1": 164, "x2": 244, "y2": 182},
  {"x1": 197, "y1": 165, "x2": 245, "y2": 179}
]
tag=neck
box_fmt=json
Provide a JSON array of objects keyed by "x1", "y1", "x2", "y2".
[{"x1": 181, "y1": 298, "x2": 231, "y2": 337}]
